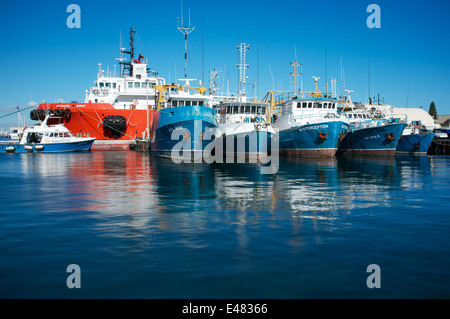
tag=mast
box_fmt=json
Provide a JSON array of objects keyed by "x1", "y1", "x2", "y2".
[
  {"x1": 177, "y1": 5, "x2": 195, "y2": 79},
  {"x1": 290, "y1": 47, "x2": 303, "y2": 98},
  {"x1": 256, "y1": 24, "x2": 259, "y2": 100},
  {"x1": 120, "y1": 27, "x2": 136, "y2": 77},
  {"x1": 237, "y1": 42, "x2": 250, "y2": 102},
  {"x1": 368, "y1": 52, "x2": 371, "y2": 104},
  {"x1": 325, "y1": 25, "x2": 328, "y2": 97},
  {"x1": 290, "y1": 59, "x2": 300, "y2": 97},
  {"x1": 201, "y1": 9, "x2": 204, "y2": 87}
]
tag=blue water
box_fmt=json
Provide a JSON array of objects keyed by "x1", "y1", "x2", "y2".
[{"x1": 0, "y1": 152, "x2": 449, "y2": 299}]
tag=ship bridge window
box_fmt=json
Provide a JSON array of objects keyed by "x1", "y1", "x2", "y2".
[
  {"x1": 134, "y1": 82, "x2": 140, "y2": 88},
  {"x1": 233, "y1": 105, "x2": 239, "y2": 114},
  {"x1": 192, "y1": 101, "x2": 198, "y2": 106},
  {"x1": 185, "y1": 100, "x2": 191, "y2": 106},
  {"x1": 172, "y1": 100, "x2": 178, "y2": 107},
  {"x1": 199, "y1": 101, "x2": 204, "y2": 106},
  {"x1": 128, "y1": 82, "x2": 133, "y2": 88},
  {"x1": 308, "y1": 102, "x2": 312, "y2": 108},
  {"x1": 245, "y1": 105, "x2": 250, "y2": 113},
  {"x1": 105, "y1": 83, "x2": 111, "y2": 88},
  {"x1": 227, "y1": 106, "x2": 231, "y2": 114},
  {"x1": 315, "y1": 103, "x2": 321, "y2": 108},
  {"x1": 251, "y1": 106, "x2": 256, "y2": 113},
  {"x1": 323, "y1": 102, "x2": 328, "y2": 108},
  {"x1": 141, "y1": 82, "x2": 147, "y2": 88},
  {"x1": 179, "y1": 101, "x2": 185, "y2": 107},
  {"x1": 261, "y1": 107, "x2": 266, "y2": 115},
  {"x1": 296, "y1": 102, "x2": 301, "y2": 108},
  {"x1": 99, "y1": 82, "x2": 104, "y2": 88},
  {"x1": 112, "y1": 83, "x2": 116, "y2": 89}
]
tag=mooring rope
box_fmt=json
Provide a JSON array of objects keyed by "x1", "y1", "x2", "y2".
[{"x1": 0, "y1": 105, "x2": 36, "y2": 119}]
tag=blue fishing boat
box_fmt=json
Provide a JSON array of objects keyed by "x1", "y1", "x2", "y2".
[
  {"x1": 150, "y1": 81, "x2": 217, "y2": 160},
  {"x1": 337, "y1": 108, "x2": 407, "y2": 155},
  {"x1": 0, "y1": 115, "x2": 95, "y2": 153},
  {"x1": 353, "y1": 101, "x2": 434, "y2": 155},
  {"x1": 396, "y1": 125, "x2": 436, "y2": 155},
  {"x1": 273, "y1": 78, "x2": 350, "y2": 156}
]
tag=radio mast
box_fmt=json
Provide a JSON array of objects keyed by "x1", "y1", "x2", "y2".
[
  {"x1": 177, "y1": 3, "x2": 195, "y2": 79},
  {"x1": 237, "y1": 42, "x2": 250, "y2": 102}
]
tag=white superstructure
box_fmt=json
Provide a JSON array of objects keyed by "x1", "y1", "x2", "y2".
[{"x1": 84, "y1": 28, "x2": 166, "y2": 110}]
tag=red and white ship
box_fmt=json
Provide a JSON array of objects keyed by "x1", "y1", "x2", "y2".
[{"x1": 31, "y1": 28, "x2": 166, "y2": 151}]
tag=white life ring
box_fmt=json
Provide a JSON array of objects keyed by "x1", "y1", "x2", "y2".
[
  {"x1": 100, "y1": 100, "x2": 104, "y2": 103},
  {"x1": 134, "y1": 100, "x2": 139, "y2": 105}
]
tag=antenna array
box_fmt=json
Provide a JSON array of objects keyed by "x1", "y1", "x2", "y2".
[{"x1": 237, "y1": 42, "x2": 250, "y2": 100}]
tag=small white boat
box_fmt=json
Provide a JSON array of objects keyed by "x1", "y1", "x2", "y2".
[{"x1": 0, "y1": 115, "x2": 95, "y2": 153}]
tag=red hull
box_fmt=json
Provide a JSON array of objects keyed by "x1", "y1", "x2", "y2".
[{"x1": 35, "y1": 102, "x2": 153, "y2": 151}]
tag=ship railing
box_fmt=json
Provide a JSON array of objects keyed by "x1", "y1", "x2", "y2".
[{"x1": 349, "y1": 118, "x2": 390, "y2": 130}]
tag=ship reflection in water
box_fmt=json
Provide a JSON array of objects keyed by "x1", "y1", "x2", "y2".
[
  {"x1": 17, "y1": 152, "x2": 432, "y2": 240},
  {"x1": 8, "y1": 151, "x2": 447, "y2": 298}
]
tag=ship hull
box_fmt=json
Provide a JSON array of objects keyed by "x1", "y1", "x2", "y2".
[
  {"x1": 396, "y1": 131, "x2": 435, "y2": 155},
  {"x1": 216, "y1": 123, "x2": 274, "y2": 160},
  {"x1": 150, "y1": 105, "x2": 217, "y2": 159},
  {"x1": 337, "y1": 123, "x2": 407, "y2": 156},
  {"x1": 279, "y1": 121, "x2": 350, "y2": 157},
  {"x1": 33, "y1": 103, "x2": 153, "y2": 151},
  {"x1": 0, "y1": 139, "x2": 95, "y2": 153}
]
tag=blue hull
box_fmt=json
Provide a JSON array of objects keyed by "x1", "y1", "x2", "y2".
[
  {"x1": 150, "y1": 105, "x2": 217, "y2": 156},
  {"x1": 337, "y1": 123, "x2": 407, "y2": 155},
  {"x1": 279, "y1": 121, "x2": 350, "y2": 156},
  {"x1": 0, "y1": 140, "x2": 95, "y2": 153},
  {"x1": 396, "y1": 132, "x2": 435, "y2": 154}
]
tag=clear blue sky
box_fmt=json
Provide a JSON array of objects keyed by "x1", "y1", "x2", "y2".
[{"x1": 1, "y1": 0, "x2": 450, "y2": 129}]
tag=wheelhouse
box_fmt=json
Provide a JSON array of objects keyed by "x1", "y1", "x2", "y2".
[
  {"x1": 216, "y1": 102, "x2": 270, "y2": 124},
  {"x1": 282, "y1": 98, "x2": 338, "y2": 115}
]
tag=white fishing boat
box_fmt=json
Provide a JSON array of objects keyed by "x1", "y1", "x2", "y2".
[
  {"x1": 0, "y1": 115, "x2": 95, "y2": 153},
  {"x1": 213, "y1": 100, "x2": 275, "y2": 160}
]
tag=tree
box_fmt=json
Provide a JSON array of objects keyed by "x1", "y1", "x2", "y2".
[{"x1": 429, "y1": 101, "x2": 437, "y2": 119}]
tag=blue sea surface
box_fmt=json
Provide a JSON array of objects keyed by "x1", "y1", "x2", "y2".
[{"x1": 0, "y1": 151, "x2": 449, "y2": 298}]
